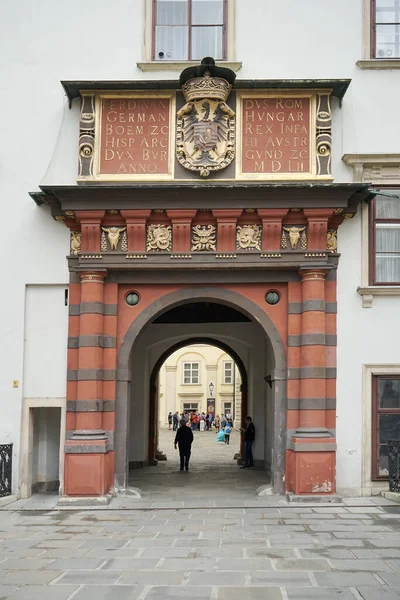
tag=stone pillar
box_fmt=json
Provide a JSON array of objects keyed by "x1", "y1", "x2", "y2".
[
  {"x1": 289, "y1": 268, "x2": 336, "y2": 495},
  {"x1": 167, "y1": 210, "x2": 197, "y2": 253},
  {"x1": 121, "y1": 210, "x2": 151, "y2": 252},
  {"x1": 64, "y1": 271, "x2": 114, "y2": 497},
  {"x1": 165, "y1": 366, "x2": 177, "y2": 425},
  {"x1": 257, "y1": 209, "x2": 288, "y2": 251},
  {"x1": 212, "y1": 210, "x2": 242, "y2": 252}
]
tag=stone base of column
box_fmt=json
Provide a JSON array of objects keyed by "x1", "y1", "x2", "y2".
[
  {"x1": 287, "y1": 437, "x2": 337, "y2": 495},
  {"x1": 64, "y1": 430, "x2": 114, "y2": 496}
]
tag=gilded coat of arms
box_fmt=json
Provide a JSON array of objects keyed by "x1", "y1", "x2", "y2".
[{"x1": 177, "y1": 58, "x2": 236, "y2": 178}]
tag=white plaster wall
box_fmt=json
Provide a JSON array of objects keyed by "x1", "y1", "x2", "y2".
[
  {"x1": 1, "y1": 0, "x2": 399, "y2": 494},
  {"x1": 337, "y1": 214, "x2": 400, "y2": 495}
]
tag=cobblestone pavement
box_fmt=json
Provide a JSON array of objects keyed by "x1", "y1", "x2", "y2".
[{"x1": 2, "y1": 429, "x2": 400, "y2": 598}]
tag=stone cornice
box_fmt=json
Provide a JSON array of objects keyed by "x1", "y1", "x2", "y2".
[
  {"x1": 342, "y1": 154, "x2": 400, "y2": 185},
  {"x1": 357, "y1": 59, "x2": 400, "y2": 69},
  {"x1": 137, "y1": 61, "x2": 242, "y2": 72},
  {"x1": 357, "y1": 286, "x2": 400, "y2": 308}
]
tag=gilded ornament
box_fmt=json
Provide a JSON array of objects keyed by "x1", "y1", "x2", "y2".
[
  {"x1": 176, "y1": 59, "x2": 236, "y2": 178},
  {"x1": 280, "y1": 230, "x2": 287, "y2": 249},
  {"x1": 70, "y1": 231, "x2": 81, "y2": 255},
  {"x1": 101, "y1": 227, "x2": 126, "y2": 251},
  {"x1": 147, "y1": 224, "x2": 172, "y2": 252},
  {"x1": 121, "y1": 230, "x2": 128, "y2": 252},
  {"x1": 55, "y1": 215, "x2": 65, "y2": 221},
  {"x1": 236, "y1": 225, "x2": 261, "y2": 251},
  {"x1": 333, "y1": 208, "x2": 344, "y2": 215},
  {"x1": 191, "y1": 224, "x2": 216, "y2": 251},
  {"x1": 108, "y1": 209, "x2": 119, "y2": 214},
  {"x1": 282, "y1": 226, "x2": 306, "y2": 250},
  {"x1": 78, "y1": 94, "x2": 95, "y2": 177},
  {"x1": 65, "y1": 210, "x2": 75, "y2": 217},
  {"x1": 327, "y1": 229, "x2": 338, "y2": 253},
  {"x1": 100, "y1": 230, "x2": 107, "y2": 253}
]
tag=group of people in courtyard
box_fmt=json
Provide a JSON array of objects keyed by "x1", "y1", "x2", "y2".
[
  {"x1": 171, "y1": 410, "x2": 255, "y2": 472},
  {"x1": 168, "y1": 410, "x2": 233, "y2": 433}
]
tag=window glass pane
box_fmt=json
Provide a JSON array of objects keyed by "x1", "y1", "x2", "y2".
[
  {"x1": 192, "y1": 376, "x2": 199, "y2": 383},
  {"x1": 375, "y1": 195, "x2": 400, "y2": 218},
  {"x1": 192, "y1": 25, "x2": 223, "y2": 59},
  {"x1": 379, "y1": 379, "x2": 400, "y2": 408},
  {"x1": 184, "y1": 376, "x2": 190, "y2": 383},
  {"x1": 192, "y1": 0, "x2": 224, "y2": 24},
  {"x1": 376, "y1": 225, "x2": 400, "y2": 252},
  {"x1": 375, "y1": 24, "x2": 400, "y2": 58},
  {"x1": 156, "y1": 25, "x2": 188, "y2": 60},
  {"x1": 379, "y1": 445, "x2": 389, "y2": 476},
  {"x1": 156, "y1": 0, "x2": 188, "y2": 25},
  {"x1": 376, "y1": 254, "x2": 400, "y2": 282},
  {"x1": 376, "y1": 0, "x2": 400, "y2": 23},
  {"x1": 380, "y1": 413, "x2": 400, "y2": 442}
]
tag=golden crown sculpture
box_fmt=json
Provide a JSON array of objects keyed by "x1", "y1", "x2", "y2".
[{"x1": 182, "y1": 72, "x2": 232, "y2": 103}]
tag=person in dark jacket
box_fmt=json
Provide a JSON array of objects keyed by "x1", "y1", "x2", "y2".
[
  {"x1": 240, "y1": 416, "x2": 255, "y2": 468},
  {"x1": 174, "y1": 418, "x2": 194, "y2": 471}
]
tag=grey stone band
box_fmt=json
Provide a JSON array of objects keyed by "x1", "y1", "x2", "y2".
[
  {"x1": 67, "y1": 399, "x2": 115, "y2": 412},
  {"x1": 68, "y1": 303, "x2": 118, "y2": 316},
  {"x1": 67, "y1": 369, "x2": 116, "y2": 381},
  {"x1": 287, "y1": 334, "x2": 337, "y2": 347},
  {"x1": 65, "y1": 429, "x2": 114, "y2": 452},
  {"x1": 65, "y1": 444, "x2": 109, "y2": 454},
  {"x1": 288, "y1": 367, "x2": 337, "y2": 380},
  {"x1": 287, "y1": 428, "x2": 336, "y2": 448},
  {"x1": 116, "y1": 368, "x2": 132, "y2": 382},
  {"x1": 290, "y1": 442, "x2": 337, "y2": 452},
  {"x1": 68, "y1": 335, "x2": 117, "y2": 349},
  {"x1": 288, "y1": 301, "x2": 337, "y2": 314},
  {"x1": 287, "y1": 397, "x2": 336, "y2": 410}
]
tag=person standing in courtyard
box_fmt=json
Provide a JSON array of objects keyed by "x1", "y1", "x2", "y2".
[
  {"x1": 214, "y1": 414, "x2": 220, "y2": 432},
  {"x1": 224, "y1": 420, "x2": 231, "y2": 444},
  {"x1": 168, "y1": 412, "x2": 172, "y2": 430},
  {"x1": 174, "y1": 418, "x2": 194, "y2": 471},
  {"x1": 173, "y1": 411, "x2": 179, "y2": 431},
  {"x1": 240, "y1": 416, "x2": 255, "y2": 468}
]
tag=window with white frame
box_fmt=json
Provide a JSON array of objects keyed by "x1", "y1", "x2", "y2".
[
  {"x1": 223, "y1": 361, "x2": 233, "y2": 384},
  {"x1": 370, "y1": 190, "x2": 400, "y2": 284},
  {"x1": 183, "y1": 362, "x2": 200, "y2": 384},
  {"x1": 153, "y1": 0, "x2": 227, "y2": 61},
  {"x1": 372, "y1": 0, "x2": 400, "y2": 59}
]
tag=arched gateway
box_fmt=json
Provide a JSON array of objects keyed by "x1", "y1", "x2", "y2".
[{"x1": 33, "y1": 59, "x2": 371, "y2": 499}]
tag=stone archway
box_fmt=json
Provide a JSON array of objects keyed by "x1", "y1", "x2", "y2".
[
  {"x1": 115, "y1": 287, "x2": 287, "y2": 493},
  {"x1": 148, "y1": 336, "x2": 249, "y2": 465}
]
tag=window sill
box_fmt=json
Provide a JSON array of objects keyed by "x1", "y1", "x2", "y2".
[
  {"x1": 137, "y1": 61, "x2": 243, "y2": 72},
  {"x1": 357, "y1": 59, "x2": 400, "y2": 70},
  {"x1": 357, "y1": 286, "x2": 400, "y2": 307}
]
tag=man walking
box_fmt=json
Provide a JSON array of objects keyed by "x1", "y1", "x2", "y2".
[
  {"x1": 174, "y1": 418, "x2": 194, "y2": 471},
  {"x1": 172, "y1": 411, "x2": 179, "y2": 432},
  {"x1": 240, "y1": 416, "x2": 255, "y2": 468}
]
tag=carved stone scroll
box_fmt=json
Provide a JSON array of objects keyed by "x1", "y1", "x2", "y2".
[
  {"x1": 316, "y1": 92, "x2": 332, "y2": 177},
  {"x1": 147, "y1": 225, "x2": 172, "y2": 252},
  {"x1": 70, "y1": 231, "x2": 81, "y2": 255},
  {"x1": 236, "y1": 225, "x2": 261, "y2": 251},
  {"x1": 78, "y1": 94, "x2": 95, "y2": 177},
  {"x1": 191, "y1": 225, "x2": 216, "y2": 251}
]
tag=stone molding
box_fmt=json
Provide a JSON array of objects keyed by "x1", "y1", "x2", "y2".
[
  {"x1": 137, "y1": 61, "x2": 243, "y2": 72},
  {"x1": 357, "y1": 59, "x2": 400, "y2": 70},
  {"x1": 357, "y1": 286, "x2": 400, "y2": 308},
  {"x1": 342, "y1": 153, "x2": 400, "y2": 184}
]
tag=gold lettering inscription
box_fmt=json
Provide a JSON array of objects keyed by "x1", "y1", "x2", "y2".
[
  {"x1": 99, "y1": 98, "x2": 170, "y2": 176},
  {"x1": 241, "y1": 97, "x2": 311, "y2": 175}
]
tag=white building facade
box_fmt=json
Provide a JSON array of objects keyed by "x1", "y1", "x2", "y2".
[{"x1": 0, "y1": 0, "x2": 399, "y2": 499}]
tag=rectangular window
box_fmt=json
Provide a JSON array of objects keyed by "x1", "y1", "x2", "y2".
[
  {"x1": 372, "y1": 376, "x2": 400, "y2": 479},
  {"x1": 370, "y1": 191, "x2": 400, "y2": 284},
  {"x1": 372, "y1": 0, "x2": 400, "y2": 58},
  {"x1": 183, "y1": 362, "x2": 200, "y2": 384},
  {"x1": 153, "y1": 0, "x2": 226, "y2": 61},
  {"x1": 183, "y1": 402, "x2": 199, "y2": 411},
  {"x1": 223, "y1": 361, "x2": 233, "y2": 384}
]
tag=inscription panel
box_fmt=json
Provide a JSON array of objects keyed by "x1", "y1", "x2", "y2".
[
  {"x1": 97, "y1": 96, "x2": 173, "y2": 179},
  {"x1": 239, "y1": 95, "x2": 314, "y2": 179}
]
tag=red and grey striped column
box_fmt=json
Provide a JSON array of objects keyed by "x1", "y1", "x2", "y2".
[
  {"x1": 64, "y1": 271, "x2": 115, "y2": 497},
  {"x1": 289, "y1": 268, "x2": 337, "y2": 495}
]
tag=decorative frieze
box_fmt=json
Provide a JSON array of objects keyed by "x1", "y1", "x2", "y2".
[
  {"x1": 281, "y1": 226, "x2": 307, "y2": 250},
  {"x1": 78, "y1": 94, "x2": 95, "y2": 177},
  {"x1": 191, "y1": 225, "x2": 217, "y2": 251},
  {"x1": 146, "y1": 224, "x2": 172, "y2": 251},
  {"x1": 327, "y1": 230, "x2": 337, "y2": 253},
  {"x1": 101, "y1": 227, "x2": 127, "y2": 252},
  {"x1": 316, "y1": 92, "x2": 332, "y2": 177},
  {"x1": 70, "y1": 231, "x2": 82, "y2": 255},
  {"x1": 236, "y1": 224, "x2": 261, "y2": 251}
]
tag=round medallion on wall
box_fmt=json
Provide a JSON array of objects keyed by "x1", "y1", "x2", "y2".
[
  {"x1": 265, "y1": 290, "x2": 280, "y2": 306},
  {"x1": 125, "y1": 292, "x2": 140, "y2": 306}
]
